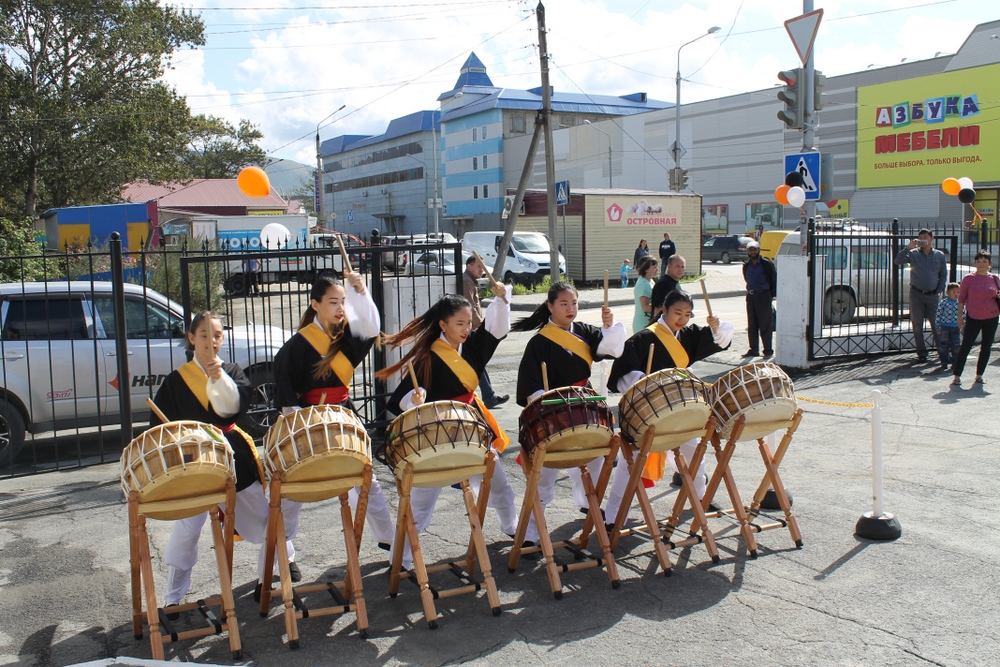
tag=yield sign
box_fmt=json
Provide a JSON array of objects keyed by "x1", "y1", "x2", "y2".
[{"x1": 784, "y1": 9, "x2": 823, "y2": 65}]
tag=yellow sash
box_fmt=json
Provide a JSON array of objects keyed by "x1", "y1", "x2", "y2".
[
  {"x1": 430, "y1": 339, "x2": 511, "y2": 452},
  {"x1": 178, "y1": 361, "x2": 210, "y2": 411},
  {"x1": 640, "y1": 322, "x2": 690, "y2": 482},
  {"x1": 299, "y1": 323, "x2": 355, "y2": 388},
  {"x1": 539, "y1": 323, "x2": 594, "y2": 366}
]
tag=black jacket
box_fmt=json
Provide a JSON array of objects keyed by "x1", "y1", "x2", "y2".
[{"x1": 742, "y1": 256, "x2": 777, "y2": 295}]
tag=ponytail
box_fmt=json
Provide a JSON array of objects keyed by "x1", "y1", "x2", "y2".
[
  {"x1": 376, "y1": 294, "x2": 472, "y2": 387},
  {"x1": 510, "y1": 281, "x2": 578, "y2": 332}
]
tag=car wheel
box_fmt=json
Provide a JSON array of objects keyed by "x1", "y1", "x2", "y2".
[
  {"x1": 823, "y1": 288, "x2": 857, "y2": 325},
  {"x1": 239, "y1": 366, "x2": 277, "y2": 439},
  {"x1": 226, "y1": 273, "x2": 248, "y2": 298},
  {"x1": 0, "y1": 398, "x2": 27, "y2": 468},
  {"x1": 504, "y1": 271, "x2": 516, "y2": 285},
  {"x1": 721, "y1": 251, "x2": 731, "y2": 264}
]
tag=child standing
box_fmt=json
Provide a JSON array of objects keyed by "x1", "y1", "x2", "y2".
[
  {"x1": 620, "y1": 259, "x2": 631, "y2": 288},
  {"x1": 935, "y1": 282, "x2": 961, "y2": 371}
]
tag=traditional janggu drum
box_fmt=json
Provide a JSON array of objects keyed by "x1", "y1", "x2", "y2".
[
  {"x1": 385, "y1": 401, "x2": 491, "y2": 488},
  {"x1": 518, "y1": 386, "x2": 614, "y2": 468},
  {"x1": 120, "y1": 421, "x2": 234, "y2": 521},
  {"x1": 264, "y1": 405, "x2": 371, "y2": 502},
  {"x1": 618, "y1": 369, "x2": 711, "y2": 451},
  {"x1": 709, "y1": 362, "x2": 797, "y2": 441}
]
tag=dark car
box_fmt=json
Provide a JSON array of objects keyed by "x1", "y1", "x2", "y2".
[{"x1": 702, "y1": 235, "x2": 755, "y2": 264}]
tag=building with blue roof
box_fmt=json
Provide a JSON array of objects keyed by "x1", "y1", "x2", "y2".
[{"x1": 318, "y1": 53, "x2": 669, "y2": 238}]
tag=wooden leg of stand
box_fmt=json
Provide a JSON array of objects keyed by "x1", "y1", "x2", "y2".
[
  {"x1": 224, "y1": 478, "x2": 236, "y2": 578},
  {"x1": 461, "y1": 480, "x2": 501, "y2": 614},
  {"x1": 274, "y1": 509, "x2": 297, "y2": 648},
  {"x1": 354, "y1": 463, "x2": 373, "y2": 549},
  {"x1": 709, "y1": 420, "x2": 759, "y2": 557},
  {"x1": 401, "y1": 481, "x2": 438, "y2": 628},
  {"x1": 465, "y1": 452, "x2": 495, "y2": 575},
  {"x1": 531, "y1": 467, "x2": 563, "y2": 599},
  {"x1": 128, "y1": 494, "x2": 144, "y2": 640},
  {"x1": 670, "y1": 422, "x2": 714, "y2": 534},
  {"x1": 578, "y1": 437, "x2": 620, "y2": 548},
  {"x1": 751, "y1": 410, "x2": 803, "y2": 510},
  {"x1": 674, "y1": 447, "x2": 720, "y2": 563},
  {"x1": 210, "y1": 505, "x2": 242, "y2": 658},
  {"x1": 388, "y1": 469, "x2": 413, "y2": 598},
  {"x1": 137, "y1": 515, "x2": 164, "y2": 661},
  {"x1": 610, "y1": 427, "x2": 655, "y2": 551},
  {"x1": 260, "y1": 475, "x2": 282, "y2": 617},
  {"x1": 758, "y1": 434, "x2": 803, "y2": 547},
  {"x1": 508, "y1": 447, "x2": 543, "y2": 572},
  {"x1": 580, "y1": 465, "x2": 619, "y2": 588},
  {"x1": 340, "y1": 491, "x2": 369, "y2": 636}
]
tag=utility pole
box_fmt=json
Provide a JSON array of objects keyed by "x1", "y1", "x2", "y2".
[
  {"x1": 801, "y1": 0, "x2": 816, "y2": 226},
  {"x1": 431, "y1": 122, "x2": 440, "y2": 235},
  {"x1": 537, "y1": 2, "x2": 560, "y2": 284}
]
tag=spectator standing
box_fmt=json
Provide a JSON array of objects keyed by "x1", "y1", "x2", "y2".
[
  {"x1": 894, "y1": 228, "x2": 947, "y2": 362},
  {"x1": 632, "y1": 256, "x2": 658, "y2": 334},
  {"x1": 742, "y1": 241, "x2": 777, "y2": 357},
  {"x1": 245, "y1": 256, "x2": 261, "y2": 295},
  {"x1": 658, "y1": 232, "x2": 676, "y2": 278},
  {"x1": 952, "y1": 250, "x2": 1000, "y2": 386},
  {"x1": 462, "y1": 256, "x2": 509, "y2": 407},
  {"x1": 620, "y1": 259, "x2": 631, "y2": 288},
  {"x1": 650, "y1": 255, "x2": 686, "y2": 317},
  {"x1": 935, "y1": 282, "x2": 961, "y2": 372},
  {"x1": 633, "y1": 239, "x2": 650, "y2": 268}
]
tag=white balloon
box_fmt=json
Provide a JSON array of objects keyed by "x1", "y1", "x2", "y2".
[
  {"x1": 958, "y1": 177, "x2": 974, "y2": 190},
  {"x1": 260, "y1": 223, "x2": 292, "y2": 249},
  {"x1": 787, "y1": 186, "x2": 806, "y2": 208}
]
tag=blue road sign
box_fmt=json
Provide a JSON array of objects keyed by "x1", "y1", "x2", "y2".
[
  {"x1": 556, "y1": 180, "x2": 570, "y2": 206},
  {"x1": 784, "y1": 152, "x2": 821, "y2": 201},
  {"x1": 347, "y1": 209, "x2": 354, "y2": 223}
]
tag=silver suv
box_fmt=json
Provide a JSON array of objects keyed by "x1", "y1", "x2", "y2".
[{"x1": 0, "y1": 282, "x2": 288, "y2": 466}]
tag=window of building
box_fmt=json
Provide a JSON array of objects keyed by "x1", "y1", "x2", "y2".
[
  {"x1": 473, "y1": 186, "x2": 479, "y2": 199},
  {"x1": 472, "y1": 157, "x2": 478, "y2": 171},
  {"x1": 509, "y1": 113, "x2": 526, "y2": 134},
  {"x1": 483, "y1": 184, "x2": 489, "y2": 198},
  {"x1": 482, "y1": 125, "x2": 487, "y2": 140},
  {"x1": 482, "y1": 155, "x2": 488, "y2": 169},
  {"x1": 472, "y1": 127, "x2": 477, "y2": 142}
]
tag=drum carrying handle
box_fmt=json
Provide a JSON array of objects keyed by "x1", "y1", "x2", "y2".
[{"x1": 540, "y1": 395, "x2": 607, "y2": 406}]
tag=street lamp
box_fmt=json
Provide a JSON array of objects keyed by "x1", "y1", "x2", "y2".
[
  {"x1": 316, "y1": 104, "x2": 346, "y2": 229},
  {"x1": 583, "y1": 119, "x2": 613, "y2": 188},
  {"x1": 673, "y1": 26, "x2": 720, "y2": 191}
]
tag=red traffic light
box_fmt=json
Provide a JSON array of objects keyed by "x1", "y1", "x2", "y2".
[{"x1": 777, "y1": 69, "x2": 799, "y2": 86}]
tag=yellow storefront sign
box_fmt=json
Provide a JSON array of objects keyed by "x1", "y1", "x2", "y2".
[
  {"x1": 603, "y1": 197, "x2": 682, "y2": 227},
  {"x1": 857, "y1": 63, "x2": 1000, "y2": 188}
]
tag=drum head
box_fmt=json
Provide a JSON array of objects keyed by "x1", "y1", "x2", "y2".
[
  {"x1": 619, "y1": 369, "x2": 709, "y2": 451},
  {"x1": 711, "y1": 363, "x2": 797, "y2": 441},
  {"x1": 388, "y1": 401, "x2": 490, "y2": 487}
]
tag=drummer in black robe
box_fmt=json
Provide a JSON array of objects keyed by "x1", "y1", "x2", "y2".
[
  {"x1": 155, "y1": 311, "x2": 300, "y2": 609},
  {"x1": 378, "y1": 285, "x2": 517, "y2": 558},
  {"x1": 605, "y1": 290, "x2": 734, "y2": 523},
  {"x1": 272, "y1": 271, "x2": 398, "y2": 557},
  {"x1": 513, "y1": 282, "x2": 626, "y2": 542}
]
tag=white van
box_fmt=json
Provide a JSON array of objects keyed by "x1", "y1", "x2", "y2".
[{"x1": 462, "y1": 231, "x2": 566, "y2": 284}]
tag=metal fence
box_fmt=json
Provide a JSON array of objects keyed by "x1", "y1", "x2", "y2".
[
  {"x1": 0, "y1": 231, "x2": 462, "y2": 475},
  {"x1": 806, "y1": 219, "x2": 983, "y2": 360}
]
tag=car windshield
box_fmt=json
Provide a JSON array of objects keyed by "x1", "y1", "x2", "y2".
[{"x1": 511, "y1": 234, "x2": 549, "y2": 253}]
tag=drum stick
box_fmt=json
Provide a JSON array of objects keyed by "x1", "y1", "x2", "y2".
[
  {"x1": 699, "y1": 278, "x2": 718, "y2": 332},
  {"x1": 319, "y1": 392, "x2": 327, "y2": 405},
  {"x1": 604, "y1": 270, "x2": 609, "y2": 308},
  {"x1": 541, "y1": 362, "x2": 549, "y2": 392},
  {"x1": 472, "y1": 250, "x2": 508, "y2": 304},
  {"x1": 334, "y1": 234, "x2": 353, "y2": 274},
  {"x1": 407, "y1": 361, "x2": 420, "y2": 392},
  {"x1": 645, "y1": 344, "x2": 655, "y2": 375},
  {"x1": 146, "y1": 398, "x2": 170, "y2": 424}
]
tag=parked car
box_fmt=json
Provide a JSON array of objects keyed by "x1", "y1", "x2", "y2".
[
  {"x1": 702, "y1": 235, "x2": 755, "y2": 264},
  {"x1": 407, "y1": 249, "x2": 472, "y2": 276},
  {"x1": 758, "y1": 230, "x2": 791, "y2": 260},
  {"x1": 462, "y1": 231, "x2": 565, "y2": 284},
  {"x1": 381, "y1": 232, "x2": 458, "y2": 273},
  {"x1": 0, "y1": 282, "x2": 289, "y2": 466}
]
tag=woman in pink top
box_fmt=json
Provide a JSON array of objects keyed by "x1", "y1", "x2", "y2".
[{"x1": 953, "y1": 250, "x2": 1000, "y2": 386}]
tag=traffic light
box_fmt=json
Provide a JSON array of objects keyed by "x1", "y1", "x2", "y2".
[
  {"x1": 668, "y1": 167, "x2": 678, "y2": 191},
  {"x1": 777, "y1": 68, "x2": 803, "y2": 129},
  {"x1": 813, "y1": 70, "x2": 827, "y2": 111},
  {"x1": 679, "y1": 169, "x2": 689, "y2": 190}
]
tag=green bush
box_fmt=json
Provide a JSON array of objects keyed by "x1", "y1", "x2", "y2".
[
  {"x1": 145, "y1": 246, "x2": 224, "y2": 313},
  {"x1": 0, "y1": 216, "x2": 49, "y2": 282}
]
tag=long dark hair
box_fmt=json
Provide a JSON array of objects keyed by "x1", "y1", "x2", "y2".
[
  {"x1": 376, "y1": 294, "x2": 472, "y2": 387},
  {"x1": 299, "y1": 275, "x2": 350, "y2": 380},
  {"x1": 511, "y1": 281, "x2": 578, "y2": 332}
]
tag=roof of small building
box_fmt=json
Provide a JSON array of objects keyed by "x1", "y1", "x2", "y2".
[{"x1": 120, "y1": 179, "x2": 287, "y2": 208}]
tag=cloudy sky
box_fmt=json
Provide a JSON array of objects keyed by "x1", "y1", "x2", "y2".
[{"x1": 162, "y1": 0, "x2": 995, "y2": 165}]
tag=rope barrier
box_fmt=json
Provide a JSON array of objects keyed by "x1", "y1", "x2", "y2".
[{"x1": 795, "y1": 395, "x2": 873, "y2": 408}]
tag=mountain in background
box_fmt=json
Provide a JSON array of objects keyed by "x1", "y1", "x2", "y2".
[{"x1": 265, "y1": 159, "x2": 314, "y2": 198}]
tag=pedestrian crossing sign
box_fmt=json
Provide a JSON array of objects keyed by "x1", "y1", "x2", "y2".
[
  {"x1": 556, "y1": 180, "x2": 570, "y2": 206},
  {"x1": 784, "y1": 152, "x2": 821, "y2": 201}
]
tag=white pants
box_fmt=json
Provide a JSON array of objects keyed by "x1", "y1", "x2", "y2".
[
  {"x1": 523, "y1": 457, "x2": 604, "y2": 542},
  {"x1": 163, "y1": 481, "x2": 301, "y2": 605},
  {"x1": 409, "y1": 451, "x2": 518, "y2": 537},
  {"x1": 347, "y1": 476, "x2": 396, "y2": 545},
  {"x1": 604, "y1": 437, "x2": 707, "y2": 523}
]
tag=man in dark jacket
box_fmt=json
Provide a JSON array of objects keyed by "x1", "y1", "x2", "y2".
[
  {"x1": 658, "y1": 232, "x2": 676, "y2": 278},
  {"x1": 742, "y1": 240, "x2": 777, "y2": 357}
]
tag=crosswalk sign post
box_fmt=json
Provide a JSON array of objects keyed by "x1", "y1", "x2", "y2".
[
  {"x1": 555, "y1": 180, "x2": 570, "y2": 206},
  {"x1": 784, "y1": 152, "x2": 822, "y2": 201}
]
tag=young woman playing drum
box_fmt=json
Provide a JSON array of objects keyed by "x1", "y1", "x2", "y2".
[
  {"x1": 154, "y1": 311, "x2": 299, "y2": 610},
  {"x1": 378, "y1": 286, "x2": 519, "y2": 543},
  {"x1": 513, "y1": 281, "x2": 626, "y2": 540},
  {"x1": 272, "y1": 272, "x2": 398, "y2": 557},
  {"x1": 605, "y1": 290, "x2": 734, "y2": 522}
]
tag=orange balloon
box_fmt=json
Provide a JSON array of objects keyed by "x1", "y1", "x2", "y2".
[
  {"x1": 237, "y1": 166, "x2": 271, "y2": 198},
  {"x1": 942, "y1": 177, "x2": 961, "y2": 196},
  {"x1": 775, "y1": 185, "x2": 791, "y2": 206}
]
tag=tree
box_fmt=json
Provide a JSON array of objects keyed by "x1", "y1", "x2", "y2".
[
  {"x1": 182, "y1": 115, "x2": 267, "y2": 179},
  {"x1": 0, "y1": 0, "x2": 204, "y2": 218}
]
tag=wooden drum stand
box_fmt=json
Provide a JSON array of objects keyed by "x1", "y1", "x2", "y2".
[{"x1": 388, "y1": 452, "x2": 502, "y2": 629}]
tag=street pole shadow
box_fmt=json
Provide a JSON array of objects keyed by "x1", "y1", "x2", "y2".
[{"x1": 813, "y1": 538, "x2": 871, "y2": 581}]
